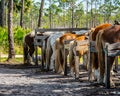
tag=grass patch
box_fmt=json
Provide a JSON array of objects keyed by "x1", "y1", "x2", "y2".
[
  {"x1": 118, "y1": 58, "x2": 120, "y2": 64},
  {"x1": 0, "y1": 57, "x2": 23, "y2": 64}
]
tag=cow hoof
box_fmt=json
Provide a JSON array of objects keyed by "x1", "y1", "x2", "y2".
[
  {"x1": 110, "y1": 80, "x2": 115, "y2": 87},
  {"x1": 70, "y1": 72, "x2": 75, "y2": 77},
  {"x1": 111, "y1": 83, "x2": 115, "y2": 88},
  {"x1": 60, "y1": 71, "x2": 64, "y2": 75},
  {"x1": 75, "y1": 77, "x2": 79, "y2": 80},
  {"x1": 30, "y1": 62, "x2": 34, "y2": 65},
  {"x1": 49, "y1": 69, "x2": 54, "y2": 72},
  {"x1": 57, "y1": 71, "x2": 64, "y2": 75}
]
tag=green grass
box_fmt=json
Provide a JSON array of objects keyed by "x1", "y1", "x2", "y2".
[
  {"x1": 0, "y1": 57, "x2": 23, "y2": 64},
  {"x1": 118, "y1": 58, "x2": 120, "y2": 64}
]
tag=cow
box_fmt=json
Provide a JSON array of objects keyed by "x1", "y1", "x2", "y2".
[
  {"x1": 96, "y1": 24, "x2": 120, "y2": 86},
  {"x1": 88, "y1": 23, "x2": 112, "y2": 81},
  {"x1": 23, "y1": 31, "x2": 43, "y2": 65},
  {"x1": 69, "y1": 34, "x2": 88, "y2": 79},
  {"x1": 23, "y1": 31, "x2": 54, "y2": 65},
  {"x1": 45, "y1": 32, "x2": 65, "y2": 71},
  {"x1": 54, "y1": 33, "x2": 78, "y2": 74},
  {"x1": 54, "y1": 30, "x2": 89, "y2": 75}
]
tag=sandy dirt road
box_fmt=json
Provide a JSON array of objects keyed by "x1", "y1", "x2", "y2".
[{"x1": 0, "y1": 64, "x2": 120, "y2": 96}]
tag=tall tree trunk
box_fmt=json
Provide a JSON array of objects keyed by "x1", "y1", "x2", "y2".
[
  {"x1": 98, "y1": 1, "x2": 101, "y2": 24},
  {"x1": 20, "y1": 0, "x2": 24, "y2": 28},
  {"x1": 91, "y1": 0, "x2": 93, "y2": 27},
  {"x1": 71, "y1": 8, "x2": 74, "y2": 28},
  {"x1": 8, "y1": 0, "x2": 15, "y2": 60},
  {"x1": 107, "y1": 1, "x2": 112, "y2": 23},
  {"x1": 94, "y1": 0, "x2": 97, "y2": 26},
  {"x1": 103, "y1": 0, "x2": 106, "y2": 23},
  {"x1": 49, "y1": 0, "x2": 52, "y2": 28},
  {"x1": 0, "y1": 0, "x2": 5, "y2": 27},
  {"x1": 38, "y1": 0, "x2": 44, "y2": 28},
  {"x1": 5, "y1": 1, "x2": 8, "y2": 26},
  {"x1": 86, "y1": 0, "x2": 88, "y2": 27}
]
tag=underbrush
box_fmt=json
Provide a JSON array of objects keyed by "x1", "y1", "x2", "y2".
[{"x1": 0, "y1": 26, "x2": 31, "y2": 55}]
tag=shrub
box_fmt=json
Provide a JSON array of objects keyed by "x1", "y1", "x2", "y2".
[{"x1": 0, "y1": 26, "x2": 31, "y2": 54}]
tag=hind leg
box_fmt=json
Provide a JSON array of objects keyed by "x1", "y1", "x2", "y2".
[
  {"x1": 74, "y1": 55, "x2": 80, "y2": 79},
  {"x1": 83, "y1": 52, "x2": 88, "y2": 70},
  {"x1": 49, "y1": 46, "x2": 55, "y2": 71},
  {"x1": 73, "y1": 47, "x2": 80, "y2": 79},
  {"x1": 23, "y1": 43, "x2": 29, "y2": 65},
  {"x1": 69, "y1": 49, "x2": 75, "y2": 77},
  {"x1": 46, "y1": 44, "x2": 52, "y2": 71},
  {"x1": 28, "y1": 47, "x2": 35, "y2": 65},
  {"x1": 55, "y1": 49, "x2": 61, "y2": 73},
  {"x1": 103, "y1": 57, "x2": 115, "y2": 87},
  {"x1": 69, "y1": 41, "x2": 75, "y2": 77}
]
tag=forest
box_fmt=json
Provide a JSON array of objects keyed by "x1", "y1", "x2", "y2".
[{"x1": 0, "y1": 0, "x2": 120, "y2": 60}]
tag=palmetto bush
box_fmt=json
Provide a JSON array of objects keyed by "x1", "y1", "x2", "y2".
[
  {"x1": 14, "y1": 27, "x2": 31, "y2": 54},
  {"x1": 0, "y1": 27, "x2": 8, "y2": 53},
  {"x1": 0, "y1": 27, "x2": 31, "y2": 54},
  {"x1": 14, "y1": 27, "x2": 31, "y2": 45}
]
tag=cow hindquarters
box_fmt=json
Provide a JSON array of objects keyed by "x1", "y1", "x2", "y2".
[
  {"x1": 23, "y1": 40, "x2": 28, "y2": 65},
  {"x1": 96, "y1": 30, "x2": 105, "y2": 84},
  {"x1": 96, "y1": 31, "x2": 114, "y2": 85}
]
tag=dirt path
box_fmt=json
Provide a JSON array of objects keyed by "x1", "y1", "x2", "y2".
[{"x1": 0, "y1": 64, "x2": 120, "y2": 96}]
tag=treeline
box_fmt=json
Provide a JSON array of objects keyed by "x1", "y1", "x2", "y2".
[
  {"x1": 0, "y1": 0, "x2": 120, "y2": 55},
  {"x1": 0, "y1": 0, "x2": 120, "y2": 29}
]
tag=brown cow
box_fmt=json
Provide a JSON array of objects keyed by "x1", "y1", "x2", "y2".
[
  {"x1": 23, "y1": 31, "x2": 44, "y2": 65},
  {"x1": 23, "y1": 31, "x2": 53, "y2": 65},
  {"x1": 89, "y1": 23, "x2": 112, "y2": 81},
  {"x1": 96, "y1": 25, "x2": 120, "y2": 86},
  {"x1": 69, "y1": 34, "x2": 88, "y2": 79},
  {"x1": 54, "y1": 33, "x2": 78, "y2": 74}
]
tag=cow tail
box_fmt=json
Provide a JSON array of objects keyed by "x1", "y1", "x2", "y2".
[
  {"x1": 69, "y1": 41, "x2": 75, "y2": 71},
  {"x1": 54, "y1": 38, "x2": 59, "y2": 50},
  {"x1": 89, "y1": 31, "x2": 96, "y2": 69},
  {"x1": 96, "y1": 30, "x2": 104, "y2": 76},
  {"x1": 54, "y1": 38, "x2": 60, "y2": 72}
]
